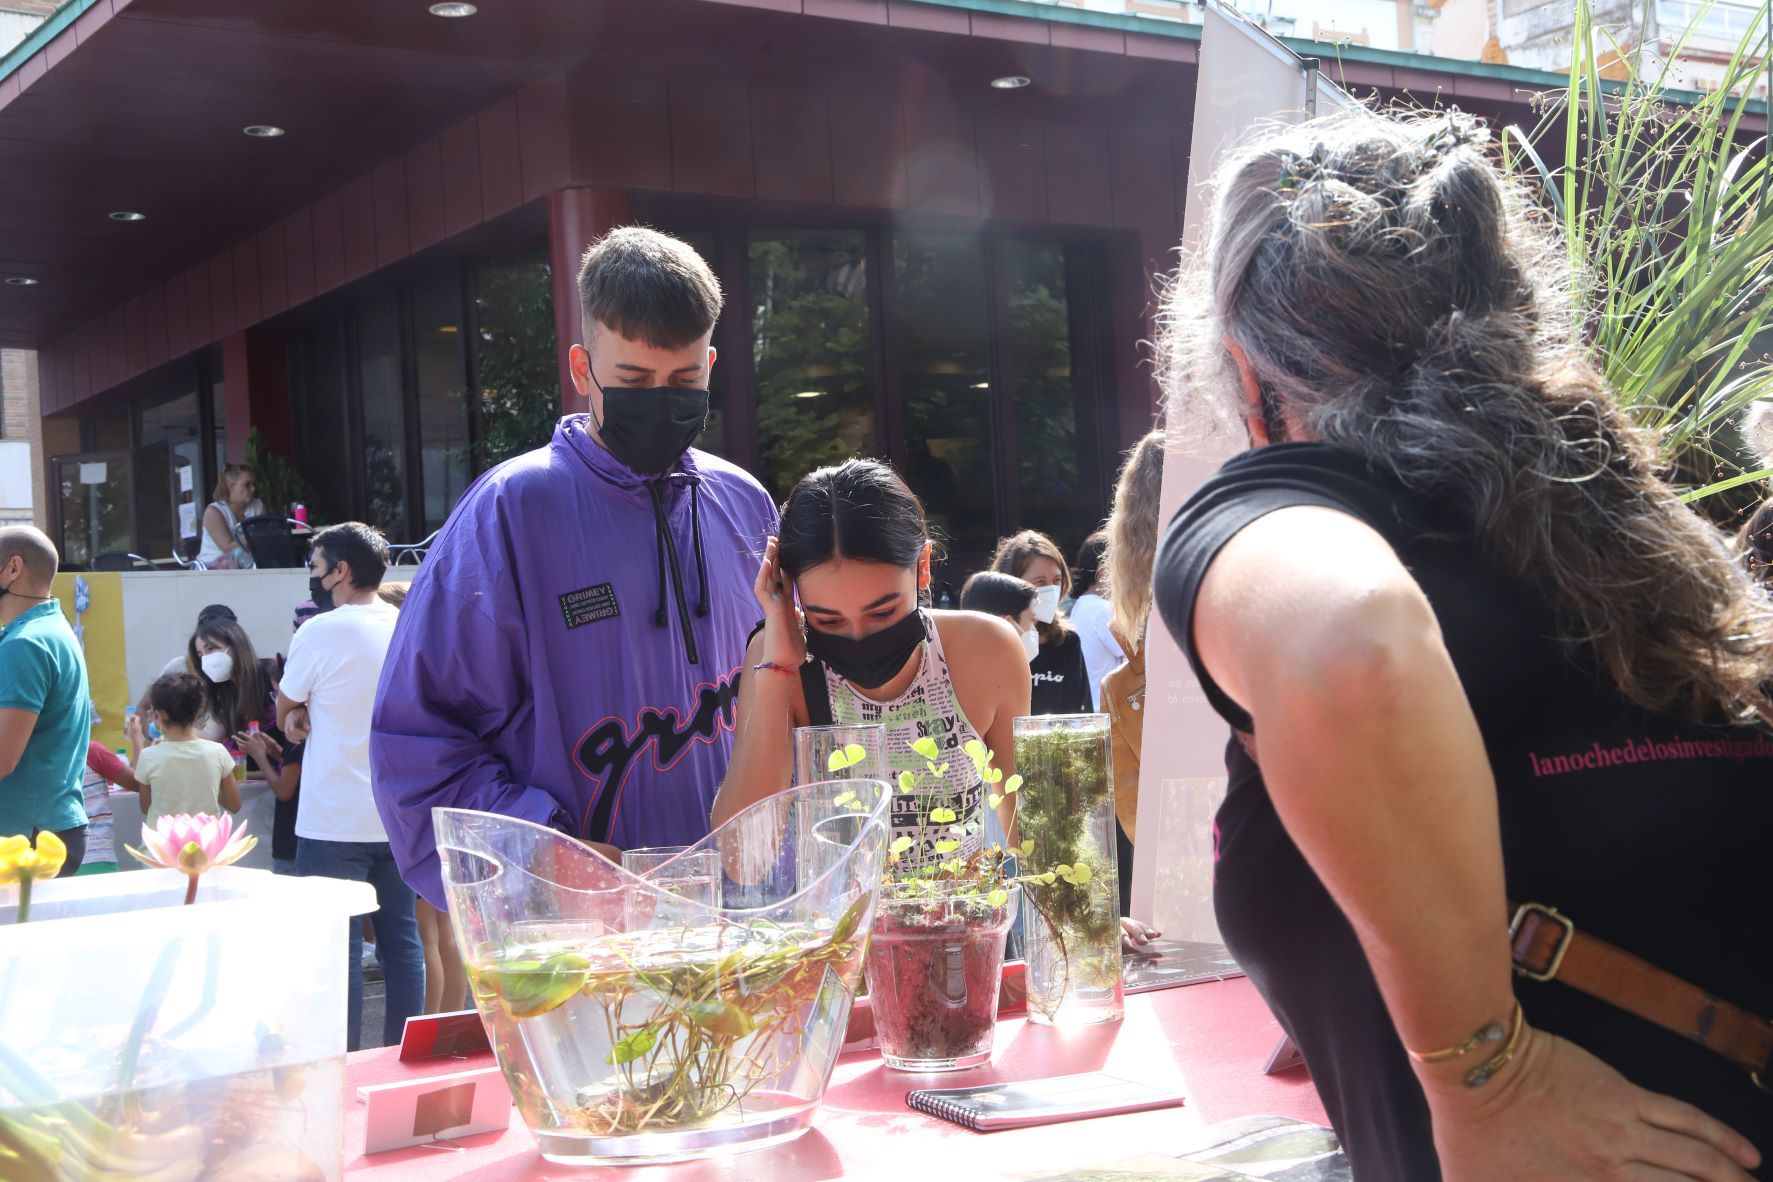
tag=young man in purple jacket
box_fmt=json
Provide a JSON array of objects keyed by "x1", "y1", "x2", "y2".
[{"x1": 370, "y1": 227, "x2": 778, "y2": 909}]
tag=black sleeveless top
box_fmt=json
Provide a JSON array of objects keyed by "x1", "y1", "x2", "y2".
[{"x1": 1154, "y1": 443, "x2": 1773, "y2": 1180}]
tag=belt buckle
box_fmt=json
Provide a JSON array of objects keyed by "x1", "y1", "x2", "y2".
[{"x1": 1509, "y1": 901, "x2": 1575, "y2": 983}]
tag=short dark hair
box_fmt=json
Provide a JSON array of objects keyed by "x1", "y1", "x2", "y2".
[
  {"x1": 777, "y1": 460, "x2": 930, "y2": 579},
  {"x1": 960, "y1": 571, "x2": 1038, "y2": 620},
  {"x1": 312, "y1": 522, "x2": 389, "y2": 591},
  {"x1": 149, "y1": 672, "x2": 206, "y2": 728},
  {"x1": 578, "y1": 227, "x2": 723, "y2": 351},
  {"x1": 1072, "y1": 530, "x2": 1109, "y2": 597}
]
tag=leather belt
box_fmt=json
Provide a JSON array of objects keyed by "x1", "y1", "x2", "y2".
[{"x1": 1508, "y1": 900, "x2": 1773, "y2": 1092}]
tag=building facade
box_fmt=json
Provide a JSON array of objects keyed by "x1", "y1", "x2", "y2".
[{"x1": 0, "y1": 0, "x2": 1552, "y2": 582}]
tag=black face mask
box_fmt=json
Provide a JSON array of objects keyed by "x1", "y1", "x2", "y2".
[
  {"x1": 309, "y1": 567, "x2": 336, "y2": 613},
  {"x1": 805, "y1": 609, "x2": 926, "y2": 691},
  {"x1": 592, "y1": 385, "x2": 710, "y2": 477}
]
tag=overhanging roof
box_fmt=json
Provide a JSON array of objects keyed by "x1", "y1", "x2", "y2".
[{"x1": 0, "y1": 0, "x2": 1559, "y2": 359}]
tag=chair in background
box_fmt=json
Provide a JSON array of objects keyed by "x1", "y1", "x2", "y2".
[
  {"x1": 236, "y1": 516, "x2": 307, "y2": 570},
  {"x1": 90, "y1": 551, "x2": 153, "y2": 572},
  {"x1": 388, "y1": 529, "x2": 440, "y2": 567}
]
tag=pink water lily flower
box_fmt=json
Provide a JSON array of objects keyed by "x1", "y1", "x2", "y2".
[{"x1": 126, "y1": 813, "x2": 257, "y2": 904}]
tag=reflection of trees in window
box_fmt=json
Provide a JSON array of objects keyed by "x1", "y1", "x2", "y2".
[
  {"x1": 750, "y1": 233, "x2": 875, "y2": 499},
  {"x1": 364, "y1": 436, "x2": 405, "y2": 539},
  {"x1": 1009, "y1": 242, "x2": 1096, "y2": 560},
  {"x1": 472, "y1": 256, "x2": 559, "y2": 475},
  {"x1": 892, "y1": 233, "x2": 994, "y2": 564}
]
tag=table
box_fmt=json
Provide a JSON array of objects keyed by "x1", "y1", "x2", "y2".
[
  {"x1": 344, "y1": 977, "x2": 1325, "y2": 1181},
  {"x1": 108, "y1": 777, "x2": 277, "y2": 870}
]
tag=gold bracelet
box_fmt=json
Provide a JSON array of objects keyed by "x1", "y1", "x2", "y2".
[
  {"x1": 1463, "y1": 1001, "x2": 1527, "y2": 1088},
  {"x1": 1405, "y1": 999, "x2": 1518, "y2": 1064}
]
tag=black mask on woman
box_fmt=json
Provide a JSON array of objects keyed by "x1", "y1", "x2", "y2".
[
  {"x1": 593, "y1": 385, "x2": 710, "y2": 477},
  {"x1": 805, "y1": 609, "x2": 926, "y2": 690}
]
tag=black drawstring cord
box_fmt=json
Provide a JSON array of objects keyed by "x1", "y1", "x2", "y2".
[
  {"x1": 647, "y1": 481, "x2": 669, "y2": 628},
  {"x1": 690, "y1": 480, "x2": 710, "y2": 618}
]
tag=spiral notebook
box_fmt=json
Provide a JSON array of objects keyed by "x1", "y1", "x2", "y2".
[{"x1": 906, "y1": 1072, "x2": 1185, "y2": 1132}]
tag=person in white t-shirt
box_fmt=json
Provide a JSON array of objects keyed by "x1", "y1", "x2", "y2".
[
  {"x1": 1067, "y1": 530, "x2": 1123, "y2": 712},
  {"x1": 277, "y1": 522, "x2": 422, "y2": 1050}
]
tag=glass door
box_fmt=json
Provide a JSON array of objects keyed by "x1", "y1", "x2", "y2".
[{"x1": 54, "y1": 452, "x2": 134, "y2": 568}]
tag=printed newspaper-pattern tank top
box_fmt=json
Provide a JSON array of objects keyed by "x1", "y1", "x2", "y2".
[{"x1": 822, "y1": 611, "x2": 988, "y2": 865}]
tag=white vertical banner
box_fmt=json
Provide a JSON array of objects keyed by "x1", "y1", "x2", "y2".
[{"x1": 1131, "y1": 3, "x2": 1358, "y2": 942}]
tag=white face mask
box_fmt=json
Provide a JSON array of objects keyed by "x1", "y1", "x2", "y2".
[
  {"x1": 1032, "y1": 583, "x2": 1061, "y2": 624},
  {"x1": 1020, "y1": 627, "x2": 1041, "y2": 663},
  {"x1": 200, "y1": 650, "x2": 235, "y2": 683}
]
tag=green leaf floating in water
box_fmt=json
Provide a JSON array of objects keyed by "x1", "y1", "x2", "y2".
[
  {"x1": 608, "y1": 1026, "x2": 660, "y2": 1065},
  {"x1": 830, "y1": 895, "x2": 868, "y2": 945},
  {"x1": 483, "y1": 951, "x2": 592, "y2": 1019}
]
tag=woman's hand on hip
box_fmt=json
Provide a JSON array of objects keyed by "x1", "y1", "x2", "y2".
[{"x1": 1431, "y1": 1027, "x2": 1760, "y2": 1182}]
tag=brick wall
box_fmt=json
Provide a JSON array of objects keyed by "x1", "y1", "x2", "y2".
[{"x1": 0, "y1": 347, "x2": 47, "y2": 530}]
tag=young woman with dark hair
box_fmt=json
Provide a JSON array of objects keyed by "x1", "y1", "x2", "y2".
[
  {"x1": 959, "y1": 570, "x2": 1040, "y2": 661},
  {"x1": 711, "y1": 459, "x2": 1030, "y2": 861},
  {"x1": 990, "y1": 530, "x2": 1092, "y2": 716}
]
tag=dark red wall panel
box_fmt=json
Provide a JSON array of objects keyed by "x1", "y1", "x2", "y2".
[
  {"x1": 258, "y1": 224, "x2": 288, "y2": 318},
  {"x1": 975, "y1": 107, "x2": 1046, "y2": 223},
  {"x1": 405, "y1": 139, "x2": 446, "y2": 253},
  {"x1": 477, "y1": 97, "x2": 524, "y2": 219},
  {"x1": 439, "y1": 118, "x2": 484, "y2": 238},
  {"x1": 340, "y1": 173, "x2": 378, "y2": 283},
  {"x1": 310, "y1": 192, "x2": 345, "y2": 296},
  {"x1": 751, "y1": 88, "x2": 833, "y2": 205},
  {"x1": 373, "y1": 159, "x2": 410, "y2": 269},
  {"x1": 669, "y1": 78, "x2": 755, "y2": 198}
]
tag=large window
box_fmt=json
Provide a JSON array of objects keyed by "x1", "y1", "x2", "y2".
[
  {"x1": 472, "y1": 252, "x2": 558, "y2": 476},
  {"x1": 356, "y1": 298, "x2": 408, "y2": 538},
  {"x1": 892, "y1": 233, "x2": 996, "y2": 564},
  {"x1": 134, "y1": 382, "x2": 203, "y2": 561},
  {"x1": 412, "y1": 270, "x2": 471, "y2": 535},
  {"x1": 1007, "y1": 241, "x2": 1110, "y2": 560},
  {"x1": 290, "y1": 317, "x2": 352, "y2": 528},
  {"x1": 749, "y1": 230, "x2": 877, "y2": 498}
]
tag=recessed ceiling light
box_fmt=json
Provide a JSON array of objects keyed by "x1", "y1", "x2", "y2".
[
  {"x1": 428, "y1": 2, "x2": 477, "y2": 16},
  {"x1": 4, "y1": 276, "x2": 39, "y2": 287},
  {"x1": 794, "y1": 390, "x2": 825, "y2": 399},
  {"x1": 970, "y1": 381, "x2": 990, "y2": 389},
  {"x1": 109, "y1": 211, "x2": 146, "y2": 222},
  {"x1": 990, "y1": 75, "x2": 1032, "y2": 90},
  {"x1": 243, "y1": 124, "x2": 285, "y2": 138}
]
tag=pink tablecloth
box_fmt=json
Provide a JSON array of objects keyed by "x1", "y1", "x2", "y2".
[{"x1": 344, "y1": 977, "x2": 1325, "y2": 1181}]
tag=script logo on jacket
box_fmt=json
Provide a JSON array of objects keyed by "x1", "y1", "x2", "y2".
[{"x1": 571, "y1": 666, "x2": 742, "y2": 839}]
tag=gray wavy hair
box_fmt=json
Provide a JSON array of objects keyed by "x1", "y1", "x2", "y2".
[{"x1": 1159, "y1": 109, "x2": 1773, "y2": 721}]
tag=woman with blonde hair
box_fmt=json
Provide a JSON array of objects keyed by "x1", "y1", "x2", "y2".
[
  {"x1": 196, "y1": 463, "x2": 263, "y2": 569},
  {"x1": 1100, "y1": 429, "x2": 1164, "y2": 918},
  {"x1": 1153, "y1": 111, "x2": 1770, "y2": 1178}
]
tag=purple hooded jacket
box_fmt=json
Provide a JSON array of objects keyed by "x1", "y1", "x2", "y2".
[{"x1": 370, "y1": 415, "x2": 778, "y2": 908}]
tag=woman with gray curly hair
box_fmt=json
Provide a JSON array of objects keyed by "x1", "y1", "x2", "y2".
[{"x1": 1153, "y1": 111, "x2": 1772, "y2": 1180}]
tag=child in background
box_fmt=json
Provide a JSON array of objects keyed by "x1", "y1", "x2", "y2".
[
  {"x1": 78, "y1": 739, "x2": 142, "y2": 875},
  {"x1": 129, "y1": 672, "x2": 240, "y2": 826}
]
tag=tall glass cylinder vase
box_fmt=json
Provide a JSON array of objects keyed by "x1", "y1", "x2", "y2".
[
  {"x1": 1012, "y1": 713, "x2": 1123, "y2": 1026},
  {"x1": 791, "y1": 723, "x2": 887, "y2": 785},
  {"x1": 792, "y1": 723, "x2": 886, "y2": 893}
]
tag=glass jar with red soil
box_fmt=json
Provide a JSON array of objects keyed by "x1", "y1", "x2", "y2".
[{"x1": 868, "y1": 884, "x2": 1020, "y2": 1072}]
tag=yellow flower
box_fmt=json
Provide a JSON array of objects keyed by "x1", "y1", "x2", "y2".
[{"x1": 0, "y1": 831, "x2": 66, "y2": 885}]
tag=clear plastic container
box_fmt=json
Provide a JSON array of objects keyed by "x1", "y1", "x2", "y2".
[
  {"x1": 436, "y1": 777, "x2": 890, "y2": 1166},
  {"x1": 1013, "y1": 713, "x2": 1125, "y2": 1026},
  {"x1": 870, "y1": 883, "x2": 1020, "y2": 1071},
  {"x1": 0, "y1": 866, "x2": 376, "y2": 1181}
]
